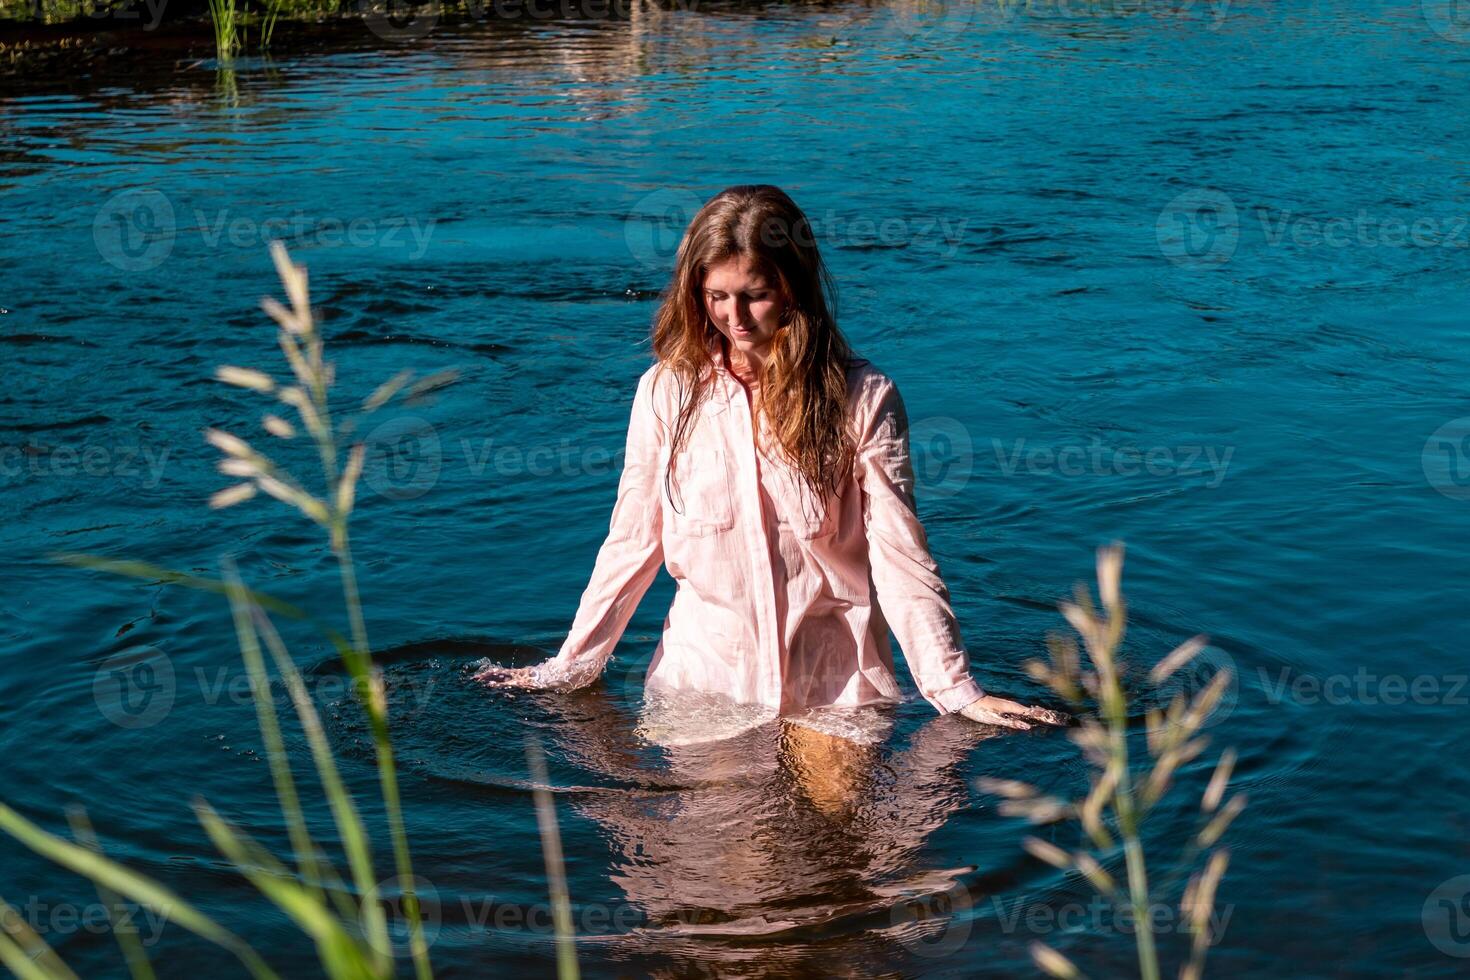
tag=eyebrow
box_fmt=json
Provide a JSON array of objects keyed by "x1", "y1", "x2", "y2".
[{"x1": 704, "y1": 284, "x2": 773, "y2": 294}]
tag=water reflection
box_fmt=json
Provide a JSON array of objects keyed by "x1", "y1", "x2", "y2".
[{"x1": 535, "y1": 686, "x2": 998, "y2": 974}]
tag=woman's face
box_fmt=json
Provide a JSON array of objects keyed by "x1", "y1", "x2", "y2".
[{"x1": 702, "y1": 255, "x2": 786, "y2": 357}]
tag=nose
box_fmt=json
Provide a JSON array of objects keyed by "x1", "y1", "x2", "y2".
[{"x1": 731, "y1": 296, "x2": 753, "y2": 327}]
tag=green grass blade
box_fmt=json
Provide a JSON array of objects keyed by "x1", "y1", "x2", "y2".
[
  {"x1": 0, "y1": 926, "x2": 69, "y2": 980},
  {"x1": 0, "y1": 895, "x2": 77, "y2": 979},
  {"x1": 192, "y1": 801, "x2": 379, "y2": 979},
  {"x1": 221, "y1": 563, "x2": 325, "y2": 908},
  {"x1": 49, "y1": 554, "x2": 309, "y2": 622},
  {"x1": 332, "y1": 537, "x2": 432, "y2": 980},
  {"x1": 0, "y1": 805, "x2": 276, "y2": 980},
  {"x1": 249, "y1": 606, "x2": 391, "y2": 969},
  {"x1": 64, "y1": 808, "x2": 156, "y2": 980}
]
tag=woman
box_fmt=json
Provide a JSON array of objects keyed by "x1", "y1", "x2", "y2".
[{"x1": 476, "y1": 185, "x2": 1067, "y2": 733}]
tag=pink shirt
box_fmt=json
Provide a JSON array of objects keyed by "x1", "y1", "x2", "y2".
[{"x1": 530, "y1": 344, "x2": 987, "y2": 716}]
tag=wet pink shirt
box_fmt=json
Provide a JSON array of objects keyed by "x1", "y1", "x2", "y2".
[{"x1": 530, "y1": 344, "x2": 987, "y2": 716}]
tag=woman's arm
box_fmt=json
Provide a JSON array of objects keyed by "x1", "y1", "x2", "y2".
[
  {"x1": 476, "y1": 366, "x2": 665, "y2": 691},
  {"x1": 857, "y1": 374, "x2": 1066, "y2": 728}
]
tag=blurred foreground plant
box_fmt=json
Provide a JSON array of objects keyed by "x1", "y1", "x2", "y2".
[
  {"x1": 0, "y1": 243, "x2": 464, "y2": 979},
  {"x1": 977, "y1": 543, "x2": 1244, "y2": 980}
]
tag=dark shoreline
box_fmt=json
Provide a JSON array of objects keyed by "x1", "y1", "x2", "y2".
[{"x1": 0, "y1": 0, "x2": 717, "y2": 88}]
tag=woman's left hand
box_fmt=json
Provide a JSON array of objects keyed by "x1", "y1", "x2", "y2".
[{"x1": 958, "y1": 695, "x2": 1071, "y2": 730}]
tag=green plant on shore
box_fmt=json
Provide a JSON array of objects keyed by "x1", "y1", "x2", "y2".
[
  {"x1": 0, "y1": 243, "x2": 464, "y2": 979},
  {"x1": 208, "y1": 0, "x2": 241, "y2": 60},
  {"x1": 978, "y1": 543, "x2": 1244, "y2": 980}
]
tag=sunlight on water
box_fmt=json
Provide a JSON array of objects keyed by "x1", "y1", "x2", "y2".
[{"x1": 3, "y1": 1, "x2": 1470, "y2": 975}]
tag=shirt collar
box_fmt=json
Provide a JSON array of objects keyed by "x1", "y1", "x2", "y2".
[{"x1": 701, "y1": 334, "x2": 735, "y2": 413}]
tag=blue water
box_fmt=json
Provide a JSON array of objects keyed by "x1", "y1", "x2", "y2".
[{"x1": 4, "y1": 1, "x2": 1470, "y2": 975}]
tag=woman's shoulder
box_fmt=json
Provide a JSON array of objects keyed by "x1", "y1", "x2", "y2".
[{"x1": 844, "y1": 354, "x2": 899, "y2": 404}]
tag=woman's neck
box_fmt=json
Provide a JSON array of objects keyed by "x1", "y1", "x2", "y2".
[{"x1": 722, "y1": 339, "x2": 767, "y2": 387}]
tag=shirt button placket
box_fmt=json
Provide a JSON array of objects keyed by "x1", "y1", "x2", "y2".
[{"x1": 723, "y1": 372, "x2": 783, "y2": 707}]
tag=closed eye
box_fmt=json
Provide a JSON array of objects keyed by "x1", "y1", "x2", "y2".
[{"x1": 705, "y1": 290, "x2": 772, "y2": 301}]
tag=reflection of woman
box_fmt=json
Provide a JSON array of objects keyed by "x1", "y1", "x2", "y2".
[
  {"x1": 477, "y1": 185, "x2": 1065, "y2": 732},
  {"x1": 538, "y1": 689, "x2": 1001, "y2": 975}
]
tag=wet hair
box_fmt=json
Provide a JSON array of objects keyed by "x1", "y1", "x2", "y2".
[{"x1": 651, "y1": 184, "x2": 858, "y2": 517}]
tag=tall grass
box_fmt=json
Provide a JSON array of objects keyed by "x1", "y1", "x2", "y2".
[
  {"x1": 0, "y1": 243, "x2": 455, "y2": 979},
  {"x1": 978, "y1": 543, "x2": 1243, "y2": 980}
]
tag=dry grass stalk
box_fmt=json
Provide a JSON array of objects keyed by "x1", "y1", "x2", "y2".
[{"x1": 978, "y1": 542, "x2": 1243, "y2": 980}]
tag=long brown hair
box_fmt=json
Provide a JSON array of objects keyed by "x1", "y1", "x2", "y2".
[{"x1": 651, "y1": 185, "x2": 858, "y2": 517}]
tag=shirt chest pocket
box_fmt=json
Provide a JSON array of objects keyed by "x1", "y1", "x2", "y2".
[{"x1": 664, "y1": 447, "x2": 736, "y2": 537}]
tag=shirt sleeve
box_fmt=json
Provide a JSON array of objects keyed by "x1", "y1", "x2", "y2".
[
  {"x1": 531, "y1": 367, "x2": 666, "y2": 690},
  {"x1": 856, "y1": 375, "x2": 986, "y2": 714}
]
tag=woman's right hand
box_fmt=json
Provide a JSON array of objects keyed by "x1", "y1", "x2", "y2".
[{"x1": 472, "y1": 662, "x2": 544, "y2": 689}]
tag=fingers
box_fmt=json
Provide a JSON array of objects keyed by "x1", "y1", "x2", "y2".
[
  {"x1": 962, "y1": 704, "x2": 1032, "y2": 731},
  {"x1": 1020, "y1": 705, "x2": 1072, "y2": 727},
  {"x1": 983, "y1": 696, "x2": 1071, "y2": 728},
  {"x1": 959, "y1": 697, "x2": 1070, "y2": 731},
  {"x1": 473, "y1": 664, "x2": 536, "y2": 688}
]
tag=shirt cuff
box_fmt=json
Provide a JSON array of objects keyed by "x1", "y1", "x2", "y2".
[{"x1": 930, "y1": 676, "x2": 987, "y2": 714}]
